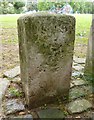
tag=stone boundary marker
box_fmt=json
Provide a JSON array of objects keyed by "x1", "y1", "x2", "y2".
[
  {"x1": 17, "y1": 12, "x2": 75, "y2": 108},
  {"x1": 84, "y1": 17, "x2": 94, "y2": 95}
]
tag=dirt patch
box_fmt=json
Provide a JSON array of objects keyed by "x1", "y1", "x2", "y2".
[
  {"x1": 0, "y1": 28, "x2": 19, "y2": 77},
  {"x1": 74, "y1": 44, "x2": 87, "y2": 58},
  {"x1": 1, "y1": 44, "x2": 19, "y2": 77},
  {"x1": 1, "y1": 28, "x2": 18, "y2": 42}
]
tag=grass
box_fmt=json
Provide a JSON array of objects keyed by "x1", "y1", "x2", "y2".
[
  {"x1": 8, "y1": 87, "x2": 23, "y2": 97},
  {"x1": 0, "y1": 14, "x2": 21, "y2": 28},
  {"x1": 74, "y1": 14, "x2": 92, "y2": 45}
]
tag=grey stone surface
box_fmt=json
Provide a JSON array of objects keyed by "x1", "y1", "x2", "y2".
[
  {"x1": 69, "y1": 87, "x2": 86, "y2": 100},
  {"x1": 69, "y1": 85, "x2": 92, "y2": 100},
  {"x1": 0, "y1": 78, "x2": 10, "y2": 117},
  {"x1": 0, "y1": 78, "x2": 10, "y2": 101},
  {"x1": 18, "y1": 12, "x2": 75, "y2": 108},
  {"x1": 72, "y1": 71, "x2": 83, "y2": 77},
  {"x1": 23, "y1": 114, "x2": 33, "y2": 118},
  {"x1": 71, "y1": 79, "x2": 88, "y2": 86},
  {"x1": 4, "y1": 99, "x2": 25, "y2": 115},
  {"x1": 73, "y1": 64, "x2": 84, "y2": 71},
  {"x1": 72, "y1": 62, "x2": 78, "y2": 66},
  {"x1": 37, "y1": 108, "x2": 65, "y2": 119},
  {"x1": 67, "y1": 99, "x2": 92, "y2": 113},
  {"x1": 4, "y1": 66, "x2": 20, "y2": 78},
  {"x1": 7, "y1": 114, "x2": 33, "y2": 120},
  {"x1": 73, "y1": 56, "x2": 86, "y2": 64}
]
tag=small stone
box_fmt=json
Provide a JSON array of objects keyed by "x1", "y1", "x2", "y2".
[
  {"x1": 4, "y1": 66, "x2": 20, "y2": 78},
  {"x1": 72, "y1": 62, "x2": 78, "y2": 66},
  {"x1": 71, "y1": 79, "x2": 87, "y2": 86},
  {"x1": 4, "y1": 114, "x2": 33, "y2": 120},
  {"x1": 69, "y1": 87, "x2": 85, "y2": 100},
  {"x1": 23, "y1": 114, "x2": 33, "y2": 118},
  {"x1": 73, "y1": 65, "x2": 84, "y2": 71},
  {"x1": 4, "y1": 99, "x2": 25, "y2": 115},
  {"x1": 10, "y1": 76, "x2": 21, "y2": 83},
  {"x1": 69, "y1": 85, "x2": 92, "y2": 100},
  {"x1": 0, "y1": 78, "x2": 10, "y2": 101},
  {"x1": 72, "y1": 71, "x2": 83, "y2": 77},
  {"x1": 73, "y1": 56, "x2": 86, "y2": 64},
  {"x1": 67, "y1": 99, "x2": 92, "y2": 114},
  {"x1": 28, "y1": 111, "x2": 31, "y2": 113},
  {"x1": 37, "y1": 108, "x2": 65, "y2": 118}
]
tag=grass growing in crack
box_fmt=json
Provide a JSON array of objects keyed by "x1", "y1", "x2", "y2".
[{"x1": 8, "y1": 87, "x2": 23, "y2": 97}]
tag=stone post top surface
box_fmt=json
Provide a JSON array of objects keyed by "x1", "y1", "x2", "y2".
[{"x1": 17, "y1": 12, "x2": 75, "y2": 21}]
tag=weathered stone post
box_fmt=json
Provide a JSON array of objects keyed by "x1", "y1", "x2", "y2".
[
  {"x1": 17, "y1": 12, "x2": 75, "y2": 108},
  {"x1": 84, "y1": 18, "x2": 94, "y2": 81}
]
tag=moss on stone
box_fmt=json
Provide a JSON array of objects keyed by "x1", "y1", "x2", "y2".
[{"x1": 18, "y1": 13, "x2": 75, "y2": 70}]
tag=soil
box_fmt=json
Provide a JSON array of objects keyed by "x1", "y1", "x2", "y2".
[{"x1": 1, "y1": 28, "x2": 19, "y2": 77}]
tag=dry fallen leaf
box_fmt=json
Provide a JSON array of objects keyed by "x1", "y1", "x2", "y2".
[
  {"x1": 75, "y1": 116, "x2": 81, "y2": 118},
  {"x1": 19, "y1": 112, "x2": 25, "y2": 115}
]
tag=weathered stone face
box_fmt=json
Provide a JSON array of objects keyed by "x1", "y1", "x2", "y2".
[
  {"x1": 17, "y1": 12, "x2": 75, "y2": 108},
  {"x1": 84, "y1": 18, "x2": 94, "y2": 80}
]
